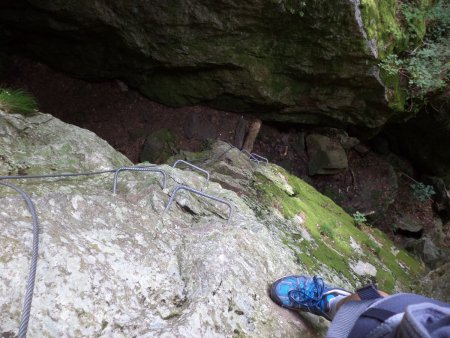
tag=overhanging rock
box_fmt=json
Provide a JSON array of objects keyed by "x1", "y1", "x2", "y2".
[{"x1": 0, "y1": 0, "x2": 408, "y2": 127}]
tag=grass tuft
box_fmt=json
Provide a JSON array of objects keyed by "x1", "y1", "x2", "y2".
[{"x1": 0, "y1": 87, "x2": 38, "y2": 115}]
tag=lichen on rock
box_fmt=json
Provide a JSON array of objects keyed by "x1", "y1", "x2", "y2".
[{"x1": 0, "y1": 110, "x2": 428, "y2": 336}]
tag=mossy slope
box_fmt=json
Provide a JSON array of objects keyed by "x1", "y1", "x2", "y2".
[{"x1": 252, "y1": 164, "x2": 425, "y2": 293}]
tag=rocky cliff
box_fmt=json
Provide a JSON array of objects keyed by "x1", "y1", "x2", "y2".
[
  {"x1": 0, "y1": 110, "x2": 430, "y2": 337},
  {"x1": 0, "y1": 0, "x2": 412, "y2": 127}
]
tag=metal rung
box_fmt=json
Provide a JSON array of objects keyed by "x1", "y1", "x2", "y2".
[
  {"x1": 164, "y1": 185, "x2": 233, "y2": 225},
  {"x1": 241, "y1": 149, "x2": 260, "y2": 164},
  {"x1": 172, "y1": 160, "x2": 210, "y2": 190},
  {"x1": 251, "y1": 153, "x2": 268, "y2": 164},
  {"x1": 113, "y1": 166, "x2": 167, "y2": 193}
]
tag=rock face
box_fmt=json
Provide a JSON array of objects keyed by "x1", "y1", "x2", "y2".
[
  {"x1": 424, "y1": 262, "x2": 450, "y2": 303},
  {"x1": 0, "y1": 110, "x2": 427, "y2": 337},
  {"x1": 306, "y1": 134, "x2": 348, "y2": 175},
  {"x1": 0, "y1": 0, "x2": 408, "y2": 127}
]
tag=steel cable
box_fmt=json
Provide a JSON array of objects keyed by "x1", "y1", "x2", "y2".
[
  {"x1": 0, "y1": 169, "x2": 116, "y2": 181},
  {"x1": 0, "y1": 182, "x2": 40, "y2": 338}
]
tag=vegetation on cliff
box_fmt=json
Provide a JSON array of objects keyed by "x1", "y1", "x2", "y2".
[
  {"x1": 0, "y1": 87, "x2": 38, "y2": 115},
  {"x1": 379, "y1": 0, "x2": 449, "y2": 113}
]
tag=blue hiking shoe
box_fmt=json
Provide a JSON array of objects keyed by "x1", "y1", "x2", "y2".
[{"x1": 270, "y1": 275, "x2": 351, "y2": 321}]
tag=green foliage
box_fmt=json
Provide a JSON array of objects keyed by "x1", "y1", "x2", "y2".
[
  {"x1": 379, "y1": 0, "x2": 449, "y2": 109},
  {"x1": 319, "y1": 223, "x2": 335, "y2": 239},
  {"x1": 353, "y1": 211, "x2": 367, "y2": 226},
  {"x1": 0, "y1": 87, "x2": 38, "y2": 115},
  {"x1": 410, "y1": 182, "x2": 435, "y2": 202},
  {"x1": 400, "y1": 2, "x2": 428, "y2": 44},
  {"x1": 380, "y1": 54, "x2": 404, "y2": 76}
]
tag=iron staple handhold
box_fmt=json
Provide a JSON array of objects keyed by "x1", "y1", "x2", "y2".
[
  {"x1": 251, "y1": 153, "x2": 269, "y2": 164},
  {"x1": 164, "y1": 185, "x2": 233, "y2": 225},
  {"x1": 241, "y1": 149, "x2": 260, "y2": 165},
  {"x1": 113, "y1": 166, "x2": 167, "y2": 193},
  {"x1": 172, "y1": 159, "x2": 210, "y2": 190}
]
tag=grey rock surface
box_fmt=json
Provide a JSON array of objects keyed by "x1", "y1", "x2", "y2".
[
  {"x1": 0, "y1": 110, "x2": 427, "y2": 337},
  {"x1": 0, "y1": 110, "x2": 320, "y2": 336},
  {"x1": 424, "y1": 262, "x2": 450, "y2": 303}
]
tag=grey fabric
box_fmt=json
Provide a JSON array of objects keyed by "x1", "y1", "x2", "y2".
[
  {"x1": 366, "y1": 313, "x2": 404, "y2": 338},
  {"x1": 327, "y1": 294, "x2": 450, "y2": 338},
  {"x1": 397, "y1": 303, "x2": 450, "y2": 338},
  {"x1": 350, "y1": 294, "x2": 445, "y2": 337},
  {"x1": 326, "y1": 299, "x2": 379, "y2": 338}
]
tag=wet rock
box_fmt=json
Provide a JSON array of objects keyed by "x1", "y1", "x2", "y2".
[
  {"x1": 140, "y1": 128, "x2": 178, "y2": 163},
  {"x1": 306, "y1": 134, "x2": 348, "y2": 175}
]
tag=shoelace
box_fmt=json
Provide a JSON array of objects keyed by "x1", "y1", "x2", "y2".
[{"x1": 287, "y1": 276, "x2": 325, "y2": 311}]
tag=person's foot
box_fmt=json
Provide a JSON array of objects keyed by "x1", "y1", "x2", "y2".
[{"x1": 270, "y1": 275, "x2": 351, "y2": 320}]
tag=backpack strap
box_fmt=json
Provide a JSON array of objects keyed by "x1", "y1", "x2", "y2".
[
  {"x1": 360, "y1": 308, "x2": 397, "y2": 321},
  {"x1": 357, "y1": 284, "x2": 383, "y2": 300},
  {"x1": 348, "y1": 293, "x2": 450, "y2": 338}
]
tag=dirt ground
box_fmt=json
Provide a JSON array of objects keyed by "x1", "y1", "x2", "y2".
[{"x1": 1, "y1": 56, "x2": 443, "y2": 248}]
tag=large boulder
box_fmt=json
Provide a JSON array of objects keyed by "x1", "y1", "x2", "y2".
[
  {"x1": 1, "y1": 110, "x2": 427, "y2": 337},
  {"x1": 0, "y1": 0, "x2": 415, "y2": 127},
  {"x1": 306, "y1": 134, "x2": 348, "y2": 175}
]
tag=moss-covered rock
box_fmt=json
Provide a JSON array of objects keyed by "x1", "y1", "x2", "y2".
[
  {"x1": 1, "y1": 112, "x2": 430, "y2": 336},
  {"x1": 249, "y1": 163, "x2": 425, "y2": 293},
  {"x1": 0, "y1": 0, "x2": 417, "y2": 127}
]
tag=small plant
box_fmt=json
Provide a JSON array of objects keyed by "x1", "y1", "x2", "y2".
[
  {"x1": 365, "y1": 239, "x2": 381, "y2": 256},
  {"x1": 410, "y1": 182, "x2": 435, "y2": 202},
  {"x1": 319, "y1": 223, "x2": 335, "y2": 239},
  {"x1": 353, "y1": 211, "x2": 367, "y2": 226},
  {"x1": 0, "y1": 87, "x2": 38, "y2": 115}
]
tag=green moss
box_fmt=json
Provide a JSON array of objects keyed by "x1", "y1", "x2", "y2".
[
  {"x1": 360, "y1": 0, "x2": 405, "y2": 57},
  {"x1": 254, "y1": 166, "x2": 426, "y2": 292},
  {"x1": 359, "y1": 0, "x2": 431, "y2": 113},
  {"x1": 376, "y1": 268, "x2": 396, "y2": 291},
  {"x1": 381, "y1": 69, "x2": 408, "y2": 112}
]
